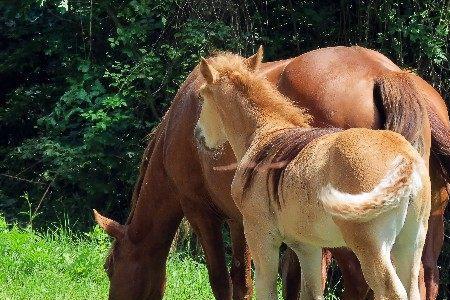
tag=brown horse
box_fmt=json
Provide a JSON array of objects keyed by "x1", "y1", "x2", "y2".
[
  {"x1": 94, "y1": 46, "x2": 450, "y2": 300},
  {"x1": 197, "y1": 51, "x2": 431, "y2": 300}
]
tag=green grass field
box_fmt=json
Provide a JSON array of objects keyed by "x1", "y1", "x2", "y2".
[
  {"x1": 0, "y1": 215, "x2": 343, "y2": 300},
  {"x1": 0, "y1": 215, "x2": 215, "y2": 300}
]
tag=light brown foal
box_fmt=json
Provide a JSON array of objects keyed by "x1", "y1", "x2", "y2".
[{"x1": 197, "y1": 51, "x2": 431, "y2": 300}]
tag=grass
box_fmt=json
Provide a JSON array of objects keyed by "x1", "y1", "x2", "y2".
[
  {"x1": 0, "y1": 216, "x2": 215, "y2": 300},
  {"x1": 0, "y1": 214, "x2": 344, "y2": 300}
]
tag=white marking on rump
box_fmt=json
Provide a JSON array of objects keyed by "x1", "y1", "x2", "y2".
[{"x1": 320, "y1": 156, "x2": 423, "y2": 222}]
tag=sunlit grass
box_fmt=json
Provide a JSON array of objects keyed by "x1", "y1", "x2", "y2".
[
  {"x1": 0, "y1": 216, "x2": 214, "y2": 300},
  {"x1": 0, "y1": 215, "x2": 342, "y2": 299}
]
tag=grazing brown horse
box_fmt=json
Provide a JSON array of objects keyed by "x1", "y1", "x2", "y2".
[
  {"x1": 197, "y1": 52, "x2": 431, "y2": 300},
  {"x1": 94, "y1": 46, "x2": 450, "y2": 300}
]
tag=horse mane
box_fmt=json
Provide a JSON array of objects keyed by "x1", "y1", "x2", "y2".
[
  {"x1": 243, "y1": 127, "x2": 342, "y2": 207},
  {"x1": 207, "y1": 53, "x2": 312, "y2": 127},
  {"x1": 126, "y1": 116, "x2": 167, "y2": 224}
]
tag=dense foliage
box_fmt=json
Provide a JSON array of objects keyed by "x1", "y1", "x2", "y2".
[
  {"x1": 1, "y1": 0, "x2": 449, "y2": 298},
  {"x1": 1, "y1": 0, "x2": 449, "y2": 225}
]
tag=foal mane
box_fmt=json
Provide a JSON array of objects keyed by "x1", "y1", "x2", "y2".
[{"x1": 206, "y1": 53, "x2": 311, "y2": 127}]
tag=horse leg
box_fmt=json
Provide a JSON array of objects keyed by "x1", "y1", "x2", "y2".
[
  {"x1": 122, "y1": 164, "x2": 185, "y2": 300},
  {"x1": 281, "y1": 248, "x2": 331, "y2": 300},
  {"x1": 330, "y1": 248, "x2": 370, "y2": 300},
  {"x1": 351, "y1": 238, "x2": 407, "y2": 300},
  {"x1": 321, "y1": 250, "x2": 332, "y2": 290},
  {"x1": 281, "y1": 248, "x2": 301, "y2": 300},
  {"x1": 343, "y1": 221, "x2": 410, "y2": 300},
  {"x1": 422, "y1": 177, "x2": 448, "y2": 300},
  {"x1": 228, "y1": 220, "x2": 253, "y2": 300},
  {"x1": 184, "y1": 204, "x2": 232, "y2": 300}
]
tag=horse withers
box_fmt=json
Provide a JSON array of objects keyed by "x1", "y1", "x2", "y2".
[{"x1": 197, "y1": 52, "x2": 431, "y2": 300}]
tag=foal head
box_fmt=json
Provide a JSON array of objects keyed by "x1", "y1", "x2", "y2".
[
  {"x1": 195, "y1": 48, "x2": 264, "y2": 150},
  {"x1": 195, "y1": 47, "x2": 310, "y2": 152}
]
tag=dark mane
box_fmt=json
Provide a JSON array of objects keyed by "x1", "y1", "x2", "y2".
[
  {"x1": 126, "y1": 123, "x2": 161, "y2": 224},
  {"x1": 243, "y1": 127, "x2": 342, "y2": 207}
]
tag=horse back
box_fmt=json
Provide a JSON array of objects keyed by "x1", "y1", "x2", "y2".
[{"x1": 277, "y1": 46, "x2": 428, "y2": 130}]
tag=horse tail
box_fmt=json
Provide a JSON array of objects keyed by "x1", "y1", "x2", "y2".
[
  {"x1": 126, "y1": 120, "x2": 166, "y2": 224},
  {"x1": 320, "y1": 156, "x2": 422, "y2": 222},
  {"x1": 374, "y1": 72, "x2": 428, "y2": 155},
  {"x1": 428, "y1": 107, "x2": 450, "y2": 181}
]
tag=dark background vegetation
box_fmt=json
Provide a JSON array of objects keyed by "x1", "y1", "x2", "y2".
[{"x1": 1, "y1": 0, "x2": 449, "y2": 296}]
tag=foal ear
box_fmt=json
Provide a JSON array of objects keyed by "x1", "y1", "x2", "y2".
[
  {"x1": 244, "y1": 45, "x2": 264, "y2": 72},
  {"x1": 93, "y1": 209, "x2": 125, "y2": 240},
  {"x1": 200, "y1": 58, "x2": 218, "y2": 84}
]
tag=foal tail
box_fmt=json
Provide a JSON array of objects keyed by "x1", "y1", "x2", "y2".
[
  {"x1": 321, "y1": 156, "x2": 422, "y2": 222},
  {"x1": 374, "y1": 72, "x2": 427, "y2": 155}
]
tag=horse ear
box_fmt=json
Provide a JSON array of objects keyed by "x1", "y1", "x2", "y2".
[
  {"x1": 200, "y1": 58, "x2": 218, "y2": 84},
  {"x1": 93, "y1": 209, "x2": 125, "y2": 240},
  {"x1": 245, "y1": 45, "x2": 264, "y2": 71}
]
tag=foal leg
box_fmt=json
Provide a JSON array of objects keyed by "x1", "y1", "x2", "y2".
[
  {"x1": 345, "y1": 230, "x2": 407, "y2": 300},
  {"x1": 293, "y1": 245, "x2": 325, "y2": 300},
  {"x1": 228, "y1": 220, "x2": 253, "y2": 300},
  {"x1": 281, "y1": 248, "x2": 331, "y2": 300},
  {"x1": 243, "y1": 219, "x2": 281, "y2": 300},
  {"x1": 356, "y1": 245, "x2": 407, "y2": 300},
  {"x1": 184, "y1": 204, "x2": 232, "y2": 300},
  {"x1": 392, "y1": 214, "x2": 428, "y2": 300}
]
